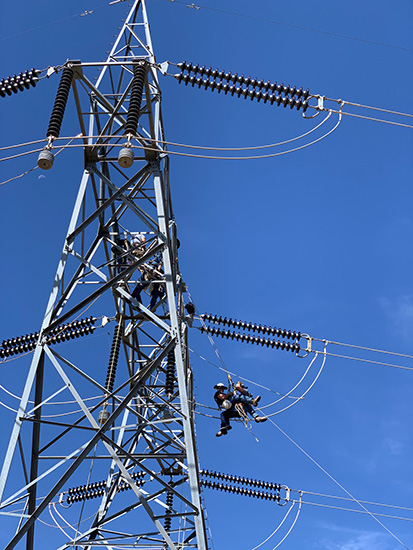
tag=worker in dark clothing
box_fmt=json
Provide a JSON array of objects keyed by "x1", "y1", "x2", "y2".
[
  {"x1": 213, "y1": 382, "x2": 267, "y2": 437},
  {"x1": 132, "y1": 251, "x2": 165, "y2": 311}
]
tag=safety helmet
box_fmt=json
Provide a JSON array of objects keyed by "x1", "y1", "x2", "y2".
[
  {"x1": 131, "y1": 233, "x2": 146, "y2": 245},
  {"x1": 213, "y1": 382, "x2": 227, "y2": 389}
]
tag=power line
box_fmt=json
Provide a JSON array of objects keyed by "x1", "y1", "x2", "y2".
[
  {"x1": 156, "y1": 0, "x2": 413, "y2": 53},
  {"x1": 0, "y1": 114, "x2": 342, "y2": 166},
  {"x1": 296, "y1": 489, "x2": 413, "y2": 514},
  {"x1": 291, "y1": 499, "x2": 413, "y2": 523},
  {"x1": 319, "y1": 350, "x2": 413, "y2": 372},
  {"x1": 311, "y1": 337, "x2": 413, "y2": 361},
  {"x1": 269, "y1": 419, "x2": 411, "y2": 549},
  {"x1": 0, "y1": 1, "x2": 125, "y2": 44}
]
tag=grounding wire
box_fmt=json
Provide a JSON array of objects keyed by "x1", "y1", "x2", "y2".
[
  {"x1": 269, "y1": 418, "x2": 411, "y2": 550},
  {"x1": 156, "y1": 0, "x2": 413, "y2": 53}
]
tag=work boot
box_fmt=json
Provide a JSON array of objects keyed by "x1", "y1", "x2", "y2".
[
  {"x1": 251, "y1": 396, "x2": 261, "y2": 407},
  {"x1": 215, "y1": 425, "x2": 231, "y2": 437},
  {"x1": 254, "y1": 415, "x2": 267, "y2": 423}
]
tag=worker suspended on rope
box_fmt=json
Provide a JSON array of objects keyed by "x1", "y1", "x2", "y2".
[{"x1": 213, "y1": 379, "x2": 267, "y2": 437}]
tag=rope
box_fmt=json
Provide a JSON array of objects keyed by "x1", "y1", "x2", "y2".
[
  {"x1": 188, "y1": 342, "x2": 323, "y2": 418},
  {"x1": 268, "y1": 418, "x2": 411, "y2": 549},
  {"x1": 189, "y1": 293, "x2": 231, "y2": 377},
  {"x1": 234, "y1": 403, "x2": 259, "y2": 443}
]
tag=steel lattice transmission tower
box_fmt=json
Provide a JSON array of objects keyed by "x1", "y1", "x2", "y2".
[{"x1": 0, "y1": 2, "x2": 209, "y2": 548}]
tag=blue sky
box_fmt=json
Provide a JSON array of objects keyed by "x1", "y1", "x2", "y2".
[{"x1": 0, "y1": 0, "x2": 412, "y2": 548}]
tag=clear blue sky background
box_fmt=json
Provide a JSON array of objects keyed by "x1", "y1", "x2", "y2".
[{"x1": 0, "y1": 1, "x2": 412, "y2": 549}]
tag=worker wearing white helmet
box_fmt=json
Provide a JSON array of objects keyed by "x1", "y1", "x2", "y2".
[{"x1": 213, "y1": 382, "x2": 267, "y2": 437}]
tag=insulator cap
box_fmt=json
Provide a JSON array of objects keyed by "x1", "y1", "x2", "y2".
[
  {"x1": 118, "y1": 147, "x2": 134, "y2": 168},
  {"x1": 98, "y1": 409, "x2": 110, "y2": 425},
  {"x1": 37, "y1": 149, "x2": 54, "y2": 170}
]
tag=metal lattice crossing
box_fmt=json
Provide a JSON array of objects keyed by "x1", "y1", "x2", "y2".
[{"x1": 0, "y1": 1, "x2": 209, "y2": 548}]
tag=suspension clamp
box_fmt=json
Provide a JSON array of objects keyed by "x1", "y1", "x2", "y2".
[
  {"x1": 296, "y1": 334, "x2": 312, "y2": 358},
  {"x1": 316, "y1": 95, "x2": 326, "y2": 111}
]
